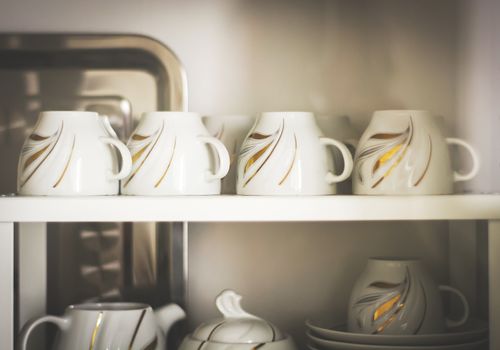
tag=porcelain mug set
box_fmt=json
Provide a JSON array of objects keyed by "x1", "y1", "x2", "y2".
[
  {"x1": 16, "y1": 110, "x2": 479, "y2": 196},
  {"x1": 306, "y1": 258, "x2": 488, "y2": 350}
]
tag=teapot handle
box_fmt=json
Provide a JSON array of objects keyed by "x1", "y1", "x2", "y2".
[{"x1": 18, "y1": 315, "x2": 69, "y2": 350}]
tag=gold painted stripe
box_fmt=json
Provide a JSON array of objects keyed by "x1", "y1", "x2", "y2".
[
  {"x1": 244, "y1": 120, "x2": 285, "y2": 187},
  {"x1": 154, "y1": 137, "x2": 176, "y2": 188},
  {"x1": 21, "y1": 122, "x2": 64, "y2": 188},
  {"x1": 23, "y1": 144, "x2": 51, "y2": 171},
  {"x1": 53, "y1": 135, "x2": 76, "y2": 188},
  {"x1": 123, "y1": 122, "x2": 165, "y2": 187},
  {"x1": 373, "y1": 294, "x2": 401, "y2": 321},
  {"x1": 89, "y1": 311, "x2": 104, "y2": 350},
  {"x1": 413, "y1": 136, "x2": 432, "y2": 187},
  {"x1": 244, "y1": 142, "x2": 272, "y2": 173},
  {"x1": 278, "y1": 133, "x2": 297, "y2": 186},
  {"x1": 132, "y1": 144, "x2": 150, "y2": 164},
  {"x1": 128, "y1": 309, "x2": 146, "y2": 350}
]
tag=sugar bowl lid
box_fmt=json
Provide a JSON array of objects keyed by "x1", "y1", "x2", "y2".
[{"x1": 192, "y1": 290, "x2": 284, "y2": 343}]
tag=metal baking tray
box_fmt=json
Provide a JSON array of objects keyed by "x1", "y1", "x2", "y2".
[{"x1": 0, "y1": 33, "x2": 188, "y2": 348}]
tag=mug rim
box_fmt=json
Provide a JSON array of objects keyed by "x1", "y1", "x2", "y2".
[
  {"x1": 373, "y1": 109, "x2": 430, "y2": 114},
  {"x1": 186, "y1": 334, "x2": 292, "y2": 345},
  {"x1": 39, "y1": 111, "x2": 98, "y2": 116},
  {"x1": 368, "y1": 257, "x2": 421, "y2": 262},
  {"x1": 261, "y1": 111, "x2": 314, "y2": 117},
  {"x1": 68, "y1": 302, "x2": 150, "y2": 311},
  {"x1": 142, "y1": 111, "x2": 200, "y2": 118}
]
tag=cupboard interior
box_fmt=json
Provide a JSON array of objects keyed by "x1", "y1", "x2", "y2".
[
  {"x1": 187, "y1": 221, "x2": 488, "y2": 347},
  {"x1": 6, "y1": 0, "x2": 499, "y2": 349}
]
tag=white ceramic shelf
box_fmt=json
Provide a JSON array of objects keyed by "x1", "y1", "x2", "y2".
[{"x1": 0, "y1": 194, "x2": 500, "y2": 222}]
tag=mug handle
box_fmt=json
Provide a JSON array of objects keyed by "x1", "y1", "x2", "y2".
[
  {"x1": 446, "y1": 138, "x2": 480, "y2": 182},
  {"x1": 100, "y1": 137, "x2": 133, "y2": 181},
  {"x1": 100, "y1": 114, "x2": 119, "y2": 139},
  {"x1": 18, "y1": 315, "x2": 69, "y2": 350},
  {"x1": 320, "y1": 137, "x2": 354, "y2": 184},
  {"x1": 439, "y1": 285, "x2": 470, "y2": 328},
  {"x1": 199, "y1": 136, "x2": 230, "y2": 181}
]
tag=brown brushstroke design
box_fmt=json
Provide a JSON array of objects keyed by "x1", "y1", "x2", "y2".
[
  {"x1": 29, "y1": 133, "x2": 50, "y2": 141},
  {"x1": 53, "y1": 135, "x2": 76, "y2": 188},
  {"x1": 128, "y1": 309, "x2": 147, "y2": 350},
  {"x1": 278, "y1": 133, "x2": 297, "y2": 186},
  {"x1": 124, "y1": 122, "x2": 165, "y2": 187},
  {"x1": 413, "y1": 136, "x2": 432, "y2": 187},
  {"x1": 243, "y1": 120, "x2": 285, "y2": 187},
  {"x1": 196, "y1": 341, "x2": 206, "y2": 350},
  {"x1": 369, "y1": 281, "x2": 402, "y2": 289},
  {"x1": 154, "y1": 137, "x2": 177, "y2": 188},
  {"x1": 248, "y1": 132, "x2": 271, "y2": 140},
  {"x1": 132, "y1": 134, "x2": 149, "y2": 141},
  {"x1": 370, "y1": 132, "x2": 405, "y2": 140},
  {"x1": 252, "y1": 343, "x2": 266, "y2": 349},
  {"x1": 21, "y1": 122, "x2": 64, "y2": 188}
]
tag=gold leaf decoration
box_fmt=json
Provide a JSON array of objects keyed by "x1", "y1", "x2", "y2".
[
  {"x1": 124, "y1": 122, "x2": 165, "y2": 187},
  {"x1": 53, "y1": 135, "x2": 76, "y2": 188},
  {"x1": 20, "y1": 122, "x2": 64, "y2": 188},
  {"x1": 239, "y1": 120, "x2": 285, "y2": 187},
  {"x1": 278, "y1": 133, "x2": 298, "y2": 186},
  {"x1": 154, "y1": 137, "x2": 177, "y2": 188},
  {"x1": 244, "y1": 143, "x2": 272, "y2": 173},
  {"x1": 355, "y1": 117, "x2": 414, "y2": 188},
  {"x1": 89, "y1": 312, "x2": 104, "y2": 350},
  {"x1": 23, "y1": 144, "x2": 51, "y2": 171},
  {"x1": 373, "y1": 294, "x2": 401, "y2": 321}
]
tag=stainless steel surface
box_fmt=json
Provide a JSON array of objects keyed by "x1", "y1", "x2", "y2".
[{"x1": 0, "y1": 33, "x2": 188, "y2": 348}]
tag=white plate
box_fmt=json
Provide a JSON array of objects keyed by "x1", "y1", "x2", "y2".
[
  {"x1": 307, "y1": 331, "x2": 488, "y2": 350},
  {"x1": 306, "y1": 319, "x2": 488, "y2": 346}
]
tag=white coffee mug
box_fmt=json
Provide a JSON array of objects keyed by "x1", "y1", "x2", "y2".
[
  {"x1": 17, "y1": 111, "x2": 132, "y2": 196},
  {"x1": 347, "y1": 258, "x2": 469, "y2": 335},
  {"x1": 18, "y1": 302, "x2": 185, "y2": 350},
  {"x1": 353, "y1": 110, "x2": 480, "y2": 195},
  {"x1": 121, "y1": 112, "x2": 230, "y2": 195},
  {"x1": 203, "y1": 115, "x2": 255, "y2": 194},
  {"x1": 236, "y1": 111, "x2": 353, "y2": 195}
]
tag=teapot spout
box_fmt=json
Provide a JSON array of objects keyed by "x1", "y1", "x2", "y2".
[{"x1": 154, "y1": 303, "x2": 186, "y2": 337}]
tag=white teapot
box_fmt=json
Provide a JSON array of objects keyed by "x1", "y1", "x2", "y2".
[
  {"x1": 18, "y1": 302, "x2": 185, "y2": 350},
  {"x1": 179, "y1": 290, "x2": 298, "y2": 350}
]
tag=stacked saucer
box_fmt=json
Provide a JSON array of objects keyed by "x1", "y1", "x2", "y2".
[{"x1": 305, "y1": 319, "x2": 489, "y2": 350}]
